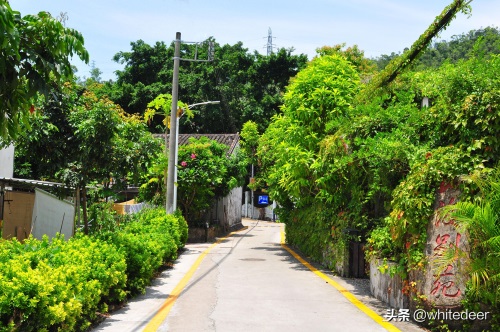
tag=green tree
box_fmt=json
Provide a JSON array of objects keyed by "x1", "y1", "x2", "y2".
[
  {"x1": 108, "y1": 39, "x2": 307, "y2": 133},
  {"x1": 258, "y1": 54, "x2": 361, "y2": 205},
  {"x1": 138, "y1": 137, "x2": 246, "y2": 224},
  {"x1": 240, "y1": 120, "x2": 259, "y2": 165},
  {"x1": 0, "y1": 2, "x2": 89, "y2": 141},
  {"x1": 256, "y1": 53, "x2": 361, "y2": 265},
  {"x1": 242, "y1": 48, "x2": 308, "y2": 131},
  {"x1": 111, "y1": 40, "x2": 171, "y2": 124},
  {"x1": 14, "y1": 81, "x2": 159, "y2": 233},
  {"x1": 316, "y1": 43, "x2": 377, "y2": 77}
]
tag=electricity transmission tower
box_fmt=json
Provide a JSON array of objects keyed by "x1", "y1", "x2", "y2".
[{"x1": 266, "y1": 27, "x2": 276, "y2": 55}]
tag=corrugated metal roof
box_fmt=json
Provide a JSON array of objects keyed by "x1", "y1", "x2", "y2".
[
  {"x1": 154, "y1": 133, "x2": 240, "y2": 156},
  {"x1": 0, "y1": 177, "x2": 71, "y2": 190}
]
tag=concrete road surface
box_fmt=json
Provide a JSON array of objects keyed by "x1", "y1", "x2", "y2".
[{"x1": 92, "y1": 219, "x2": 424, "y2": 332}]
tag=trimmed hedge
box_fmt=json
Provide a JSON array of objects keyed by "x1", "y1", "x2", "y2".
[{"x1": 0, "y1": 207, "x2": 187, "y2": 331}]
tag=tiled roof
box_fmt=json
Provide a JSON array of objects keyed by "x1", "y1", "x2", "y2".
[{"x1": 153, "y1": 133, "x2": 240, "y2": 156}]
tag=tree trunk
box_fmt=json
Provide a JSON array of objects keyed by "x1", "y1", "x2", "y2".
[{"x1": 259, "y1": 207, "x2": 266, "y2": 220}]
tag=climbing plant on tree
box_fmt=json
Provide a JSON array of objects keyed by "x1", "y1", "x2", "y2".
[{"x1": 358, "y1": 0, "x2": 473, "y2": 103}]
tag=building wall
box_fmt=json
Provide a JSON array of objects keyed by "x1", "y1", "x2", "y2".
[
  {"x1": 0, "y1": 145, "x2": 14, "y2": 178},
  {"x1": 2, "y1": 191, "x2": 35, "y2": 241},
  {"x1": 209, "y1": 187, "x2": 243, "y2": 231}
]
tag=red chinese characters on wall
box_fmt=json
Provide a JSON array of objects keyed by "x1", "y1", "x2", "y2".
[
  {"x1": 426, "y1": 181, "x2": 464, "y2": 303},
  {"x1": 430, "y1": 265, "x2": 461, "y2": 298}
]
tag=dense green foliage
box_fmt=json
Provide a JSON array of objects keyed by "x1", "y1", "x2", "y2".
[
  {"x1": 5, "y1": 0, "x2": 500, "y2": 329},
  {"x1": 258, "y1": 38, "x2": 500, "y2": 329},
  {"x1": 0, "y1": 208, "x2": 186, "y2": 331},
  {"x1": 107, "y1": 39, "x2": 307, "y2": 133},
  {"x1": 138, "y1": 136, "x2": 246, "y2": 224},
  {"x1": 0, "y1": 1, "x2": 88, "y2": 141},
  {"x1": 0, "y1": 235, "x2": 126, "y2": 331},
  {"x1": 373, "y1": 26, "x2": 500, "y2": 70},
  {"x1": 14, "y1": 81, "x2": 160, "y2": 189},
  {"x1": 96, "y1": 208, "x2": 188, "y2": 295},
  {"x1": 14, "y1": 81, "x2": 161, "y2": 232},
  {"x1": 258, "y1": 1, "x2": 500, "y2": 282},
  {"x1": 257, "y1": 54, "x2": 361, "y2": 267}
]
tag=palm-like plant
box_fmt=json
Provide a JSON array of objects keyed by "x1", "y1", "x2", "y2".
[{"x1": 438, "y1": 168, "x2": 500, "y2": 306}]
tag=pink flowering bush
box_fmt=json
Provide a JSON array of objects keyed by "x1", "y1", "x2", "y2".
[{"x1": 176, "y1": 137, "x2": 246, "y2": 224}]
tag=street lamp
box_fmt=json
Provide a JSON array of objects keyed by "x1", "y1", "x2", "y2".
[{"x1": 172, "y1": 101, "x2": 220, "y2": 211}]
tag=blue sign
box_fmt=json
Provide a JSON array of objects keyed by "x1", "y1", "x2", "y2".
[{"x1": 258, "y1": 195, "x2": 269, "y2": 205}]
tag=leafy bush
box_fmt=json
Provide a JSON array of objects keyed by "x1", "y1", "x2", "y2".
[
  {"x1": 0, "y1": 235, "x2": 127, "y2": 331},
  {"x1": 0, "y1": 207, "x2": 186, "y2": 331},
  {"x1": 259, "y1": 46, "x2": 500, "y2": 301},
  {"x1": 139, "y1": 137, "x2": 247, "y2": 224},
  {"x1": 96, "y1": 207, "x2": 186, "y2": 295}
]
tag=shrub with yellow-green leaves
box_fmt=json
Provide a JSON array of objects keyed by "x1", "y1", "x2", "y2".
[
  {"x1": 0, "y1": 207, "x2": 187, "y2": 331},
  {"x1": 97, "y1": 208, "x2": 188, "y2": 294},
  {"x1": 0, "y1": 235, "x2": 127, "y2": 331}
]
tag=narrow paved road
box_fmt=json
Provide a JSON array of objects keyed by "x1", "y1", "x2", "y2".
[
  {"x1": 154, "y1": 220, "x2": 392, "y2": 332},
  {"x1": 94, "y1": 219, "x2": 423, "y2": 332}
]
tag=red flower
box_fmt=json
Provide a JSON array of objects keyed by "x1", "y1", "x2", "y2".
[
  {"x1": 190, "y1": 153, "x2": 196, "y2": 159},
  {"x1": 181, "y1": 161, "x2": 187, "y2": 167}
]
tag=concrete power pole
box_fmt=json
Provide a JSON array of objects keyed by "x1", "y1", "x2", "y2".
[
  {"x1": 166, "y1": 33, "x2": 215, "y2": 214},
  {"x1": 166, "y1": 32, "x2": 181, "y2": 214}
]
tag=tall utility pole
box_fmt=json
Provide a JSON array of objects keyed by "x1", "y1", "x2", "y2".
[
  {"x1": 166, "y1": 33, "x2": 215, "y2": 214},
  {"x1": 166, "y1": 32, "x2": 181, "y2": 214}
]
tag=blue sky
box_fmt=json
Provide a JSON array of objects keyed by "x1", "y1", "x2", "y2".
[{"x1": 9, "y1": 0, "x2": 500, "y2": 81}]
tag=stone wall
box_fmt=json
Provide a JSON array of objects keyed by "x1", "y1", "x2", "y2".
[
  {"x1": 370, "y1": 182, "x2": 468, "y2": 316},
  {"x1": 415, "y1": 181, "x2": 466, "y2": 307},
  {"x1": 370, "y1": 259, "x2": 409, "y2": 309}
]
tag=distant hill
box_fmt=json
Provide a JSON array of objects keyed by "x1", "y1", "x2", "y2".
[{"x1": 372, "y1": 26, "x2": 500, "y2": 70}]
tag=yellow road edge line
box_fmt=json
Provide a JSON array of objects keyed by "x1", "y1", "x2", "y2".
[
  {"x1": 143, "y1": 230, "x2": 239, "y2": 331},
  {"x1": 279, "y1": 225, "x2": 401, "y2": 332}
]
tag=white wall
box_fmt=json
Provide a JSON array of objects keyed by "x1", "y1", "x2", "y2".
[
  {"x1": 0, "y1": 145, "x2": 14, "y2": 178},
  {"x1": 208, "y1": 187, "x2": 243, "y2": 230},
  {"x1": 31, "y1": 188, "x2": 75, "y2": 240}
]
